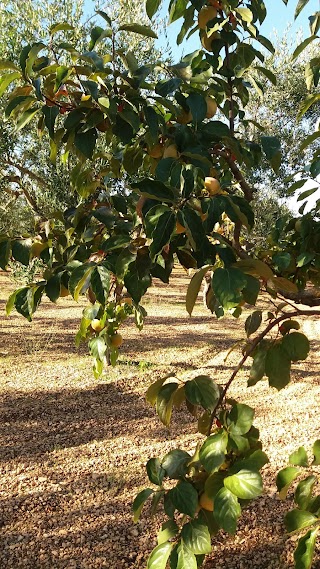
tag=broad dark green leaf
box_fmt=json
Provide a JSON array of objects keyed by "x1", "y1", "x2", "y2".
[
  {"x1": 248, "y1": 343, "x2": 268, "y2": 387},
  {"x1": 50, "y1": 22, "x2": 75, "y2": 35},
  {"x1": 90, "y1": 266, "x2": 110, "y2": 306},
  {"x1": 295, "y1": 476, "x2": 317, "y2": 510},
  {"x1": 42, "y1": 106, "x2": 59, "y2": 139},
  {"x1": 150, "y1": 211, "x2": 176, "y2": 260},
  {"x1": 265, "y1": 344, "x2": 291, "y2": 390},
  {"x1": 156, "y1": 382, "x2": 179, "y2": 427},
  {"x1": 276, "y1": 467, "x2": 300, "y2": 499},
  {"x1": 282, "y1": 332, "x2": 310, "y2": 362},
  {"x1": 245, "y1": 310, "x2": 262, "y2": 337},
  {"x1": 261, "y1": 136, "x2": 281, "y2": 173},
  {"x1": 74, "y1": 129, "x2": 97, "y2": 159},
  {"x1": 45, "y1": 274, "x2": 61, "y2": 303},
  {"x1": 224, "y1": 469, "x2": 263, "y2": 499},
  {"x1": 186, "y1": 265, "x2": 212, "y2": 316},
  {"x1": 161, "y1": 449, "x2": 191, "y2": 479},
  {"x1": 157, "y1": 520, "x2": 179, "y2": 545},
  {"x1": 146, "y1": 0, "x2": 162, "y2": 19},
  {"x1": 284, "y1": 509, "x2": 318, "y2": 533},
  {"x1": 119, "y1": 23, "x2": 158, "y2": 39},
  {"x1": 132, "y1": 179, "x2": 176, "y2": 202},
  {"x1": 228, "y1": 404, "x2": 254, "y2": 436},
  {"x1": 212, "y1": 268, "x2": 247, "y2": 310},
  {"x1": 294, "y1": 528, "x2": 318, "y2": 569},
  {"x1": 181, "y1": 520, "x2": 212, "y2": 555},
  {"x1": 213, "y1": 487, "x2": 241, "y2": 534},
  {"x1": 147, "y1": 541, "x2": 174, "y2": 569},
  {"x1": 185, "y1": 376, "x2": 219, "y2": 412},
  {"x1": 132, "y1": 488, "x2": 154, "y2": 522},
  {"x1": 169, "y1": 481, "x2": 198, "y2": 517},
  {"x1": 289, "y1": 447, "x2": 309, "y2": 467},
  {"x1": 155, "y1": 78, "x2": 182, "y2": 97},
  {"x1": 242, "y1": 275, "x2": 260, "y2": 305},
  {"x1": 199, "y1": 431, "x2": 228, "y2": 472},
  {"x1": 176, "y1": 541, "x2": 197, "y2": 569},
  {"x1": 186, "y1": 92, "x2": 207, "y2": 123},
  {"x1": 12, "y1": 239, "x2": 32, "y2": 266},
  {"x1": 89, "y1": 336, "x2": 106, "y2": 360},
  {"x1": 69, "y1": 263, "x2": 95, "y2": 301},
  {"x1": 147, "y1": 458, "x2": 166, "y2": 487},
  {"x1": 146, "y1": 376, "x2": 172, "y2": 405}
]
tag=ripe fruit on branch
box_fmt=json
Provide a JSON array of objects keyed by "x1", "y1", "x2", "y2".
[
  {"x1": 60, "y1": 284, "x2": 70, "y2": 297},
  {"x1": 206, "y1": 96, "x2": 218, "y2": 119},
  {"x1": 198, "y1": 5, "x2": 217, "y2": 29},
  {"x1": 175, "y1": 221, "x2": 186, "y2": 234},
  {"x1": 201, "y1": 31, "x2": 220, "y2": 52},
  {"x1": 110, "y1": 333, "x2": 123, "y2": 348},
  {"x1": 163, "y1": 144, "x2": 179, "y2": 159},
  {"x1": 148, "y1": 143, "x2": 163, "y2": 158},
  {"x1": 176, "y1": 109, "x2": 193, "y2": 124},
  {"x1": 91, "y1": 319, "x2": 104, "y2": 332},
  {"x1": 204, "y1": 177, "x2": 222, "y2": 195},
  {"x1": 199, "y1": 493, "x2": 214, "y2": 511}
]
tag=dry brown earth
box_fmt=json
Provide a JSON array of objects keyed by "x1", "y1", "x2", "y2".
[{"x1": 0, "y1": 269, "x2": 320, "y2": 568}]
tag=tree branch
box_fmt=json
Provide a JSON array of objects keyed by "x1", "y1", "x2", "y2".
[
  {"x1": 213, "y1": 149, "x2": 256, "y2": 202},
  {"x1": 207, "y1": 308, "x2": 320, "y2": 434}
]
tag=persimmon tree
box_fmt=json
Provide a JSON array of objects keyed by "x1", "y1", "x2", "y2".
[{"x1": 0, "y1": 0, "x2": 320, "y2": 567}]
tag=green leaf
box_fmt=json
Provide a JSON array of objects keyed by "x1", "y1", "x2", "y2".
[
  {"x1": 169, "y1": 481, "x2": 198, "y2": 517},
  {"x1": 242, "y1": 275, "x2": 260, "y2": 305},
  {"x1": 224, "y1": 469, "x2": 263, "y2": 499},
  {"x1": 69, "y1": 263, "x2": 95, "y2": 301},
  {"x1": 119, "y1": 23, "x2": 158, "y2": 38},
  {"x1": 296, "y1": 252, "x2": 315, "y2": 267},
  {"x1": 255, "y1": 66, "x2": 277, "y2": 85},
  {"x1": 45, "y1": 274, "x2": 61, "y2": 303},
  {"x1": 265, "y1": 344, "x2": 291, "y2": 390},
  {"x1": 261, "y1": 136, "x2": 281, "y2": 173},
  {"x1": 276, "y1": 467, "x2": 300, "y2": 499},
  {"x1": 295, "y1": 0, "x2": 311, "y2": 18},
  {"x1": 228, "y1": 404, "x2": 254, "y2": 435},
  {"x1": 157, "y1": 520, "x2": 179, "y2": 545},
  {"x1": 89, "y1": 336, "x2": 106, "y2": 361},
  {"x1": 185, "y1": 376, "x2": 219, "y2": 412},
  {"x1": 12, "y1": 239, "x2": 32, "y2": 266},
  {"x1": 289, "y1": 447, "x2": 309, "y2": 467},
  {"x1": 186, "y1": 265, "x2": 213, "y2": 316},
  {"x1": 50, "y1": 22, "x2": 75, "y2": 35},
  {"x1": 0, "y1": 239, "x2": 11, "y2": 270},
  {"x1": 155, "y1": 77, "x2": 182, "y2": 97},
  {"x1": 161, "y1": 449, "x2": 191, "y2": 479},
  {"x1": 298, "y1": 93, "x2": 320, "y2": 120},
  {"x1": 231, "y1": 450, "x2": 269, "y2": 473},
  {"x1": 294, "y1": 528, "x2": 318, "y2": 569},
  {"x1": 176, "y1": 541, "x2": 197, "y2": 569},
  {"x1": 295, "y1": 476, "x2": 317, "y2": 510},
  {"x1": 312, "y1": 440, "x2": 320, "y2": 465},
  {"x1": 0, "y1": 59, "x2": 20, "y2": 71},
  {"x1": 245, "y1": 310, "x2": 262, "y2": 337},
  {"x1": 181, "y1": 520, "x2": 212, "y2": 555},
  {"x1": 284, "y1": 509, "x2": 318, "y2": 533},
  {"x1": 300, "y1": 131, "x2": 320, "y2": 152},
  {"x1": 147, "y1": 541, "x2": 174, "y2": 569},
  {"x1": 74, "y1": 129, "x2": 97, "y2": 159},
  {"x1": 16, "y1": 107, "x2": 40, "y2": 132},
  {"x1": 213, "y1": 487, "x2": 241, "y2": 534},
  {"x1": 147, "y1": 458, "x2": 166, "y2": 487},
  {"x1": 235, "y1": 259, "x2": 273, "y2": 280},
  {"x1": 146, "y1": 0, "x2": 162, "y2": 19},
  {"x1": 292, "y1": 35, "x2": 318, "y2": 60},
  {"x1": 199, "y1": 431, "x2": 228, "y2": 473},
  {"x1": 0, "y1": 71, "x2": 21, "y2": 97},
  {"x1": 133, "y1": 488, "x2": 154, "y2": 522},
  {"x1": 90, "y1": 266, "x2": 110, "y2": 306},
  {"x1": 186, "y1": 92, "x2": 207, "y2": 123},
  {"x1": 248, "y1": 344, "x2": 267, "y2": 387},
  {"x1": 42, "y1": 106, "x2": 59, "y2": 139},
  {"x1": 212, "y1": 268, "x2": 247, "y2": 310},
  {"x1": 146, "y1": 376, "x2": 171, "y2": 405},
  {"x1": 132, "y1": 179, "x2": 176, "y2": 202},
  {"x1": 156, "y1": 382, "x2": 179, "y2": 427},
  {"x1": 150, "y1": 211, "x2": 176, "y2": 261},
  {"x1": 282, "y1": 333, "x2": 310, "y2": 362}
]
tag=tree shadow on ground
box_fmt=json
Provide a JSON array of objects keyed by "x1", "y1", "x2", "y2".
[{"x1": 0, "y1": 383, "x2": 160, "y2": 462}]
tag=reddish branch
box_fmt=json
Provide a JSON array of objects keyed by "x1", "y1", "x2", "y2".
[{"x1": 207, "y1": 308, "x2": 320, "y2": 435}]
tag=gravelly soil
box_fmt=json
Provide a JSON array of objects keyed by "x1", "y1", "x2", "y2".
[{"x1": 0, "y1": 269, "x2": 320, "y2": 569}]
